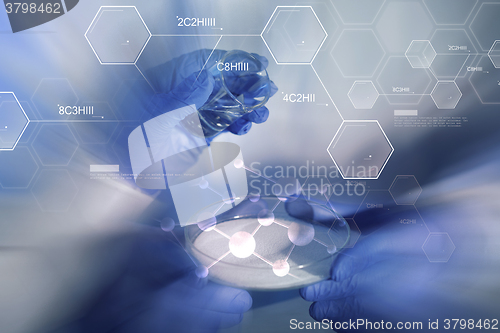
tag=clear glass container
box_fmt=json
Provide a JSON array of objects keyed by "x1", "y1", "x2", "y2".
[{"x1": 182, "y1": 50, "x2": 272, "y2": 138}]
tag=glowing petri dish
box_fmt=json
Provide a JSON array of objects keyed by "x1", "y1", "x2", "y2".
[{"x1": 185, "y1": 196, "x2": 350, "y2": 290}]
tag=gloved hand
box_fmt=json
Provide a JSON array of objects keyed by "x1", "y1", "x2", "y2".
[
  {"x1": 287, "y1": 198, "x2": 493, "y2": 332},
  {"x1": 69, "y1": 226, "x2": 252, "y2": 333},
  {"x1": 147, "y1": 49, "x2": 278, "y2": 140}
]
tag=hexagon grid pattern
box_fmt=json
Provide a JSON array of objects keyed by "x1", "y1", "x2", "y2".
[
  {"x1": 328, "y1": 121, "x2": 393, "y2": 180},
  {"x1": 0, "y1": 92, "x2": 29, "y2": 150},
  {"x1": 488, "y1": 41, "x2": 500, "y2": 69},
  {"x1": 431, "y1": 81, "x2": 462, "y2": 109},
  {"x1": 331, "y1": 29, "x2": 385, "y2": 77},
  {"x1": 422, "y1": 233, "x2": 455, "y2": 263},
  {"x1": 389, "y1": 175, "x2": 422, "y2": 205},
  {"x1": 348, "y1": 81, "x2": 379, "y2": 109},
  {"x1": 261, "y1": 6, "x2": 327, "y2": 64},
  {"x1": 405, "y1": 40, "x2": 436, "y2": 69},
  {"x1": 85, "y1": 6, "x2": 151, "y2": 64}
]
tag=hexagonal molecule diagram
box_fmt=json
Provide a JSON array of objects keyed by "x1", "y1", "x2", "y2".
[
  {"x1": 0, "y1": 92, "x2": 29, "y2": 150},
  {"x1": 431, "y1": 81, "x2": 462, "y2": 109},
  {"x1": 389, "y1": 175, "x2": 422, "y2": 205},
  {"x1": 261, "y1": 6, "x2": 327, "y2": 64},
  {"x1": 422, "y1": 233, "x2": 455, "y2": 263},
  {"x1": 348, "y1": 81, "x2": 379, "y2": 109},
  {"x1": 328, "y1": 121, "x2": 393, "y2": 179},
  {"x1": 85, "y1": 6, "x2": 151, "y2": 64},
  {"x1": 405, "y1": 40, "x2": 436, "y2": 68},
  {"x1": 488, "y1": 41, "x2": 500, "y2": 68}
]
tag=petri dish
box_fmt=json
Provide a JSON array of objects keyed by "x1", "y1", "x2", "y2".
[{"x1": 185, "y1": 196, "x2": 350, "y2": 290}]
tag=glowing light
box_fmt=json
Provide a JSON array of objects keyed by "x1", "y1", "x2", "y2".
[
  {"x1": 199, "y1": 179, "x2": 209, "y2": 189},
  {"x1": 288, "y1": 222, "x2": 315, "y2": 246},
  {"x1": 234, "y1": 159, "x2": 244, "y2": 169},
  {"x1": 195, "y1": 266, "x2": 209, "y2": 278},
  {"x1": 160, "y1": 217, "x2": 175, "y2": 232},
  {"x1": 229, "y1": 231, "x2": 256, "y2": 258},
  {"x1": 272, "y1": 260, "x2": 290, "y2": 277},
  {"x1": 258, "y1": 209, "x2": 275, "y2": 226},
  {"x1": 249, "y1": 194, "x2": 260, "y2": 202},
  {"x1": 327, "y1": 244, "x2": 337, "y2": 254}
]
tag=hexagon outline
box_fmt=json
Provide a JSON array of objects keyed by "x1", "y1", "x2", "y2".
[
  {"x1": 0, "y1": 92, "x2": 30, "y2": 151},
  {"x1": 469, "y1": 2, "x2": 500, "y2": 52},
  {"x1": 430, "y1": 81, "x2": 462, "y2": 109},
  {"x1": 422, "y1": 232, "x2": 456, "y2": 263},
  {"x1": 487, "y1": 40, "x2": 500, "y2": 68},
  {"x1": 389, "y1": 175, "x2": 422, "y2": 205},
  {"x1": 31, "y1": 124, "x2": 80, "y2": 167},
  {"x1": 468, "y1": 55, "x2": 500, "y2": 105},
  {"x1": 405, "y1": 40, "x2": 437, "y2": 69},
  {"x1": 310, "y1": 64, "x2": 344, "y2": 121},
  {"x1": 347, "y1": 80, "x2": 380, "y2": 109},
  {"x1": 260, "y1": 6, "x2": 328, "y2": 65},
  {"x1": 327, "y1": 120, "x2": 394, "y2": 180},
  {"x1": 0, "y1": 146, "x2": 39, "y2": 189},
  {"x1": 423, "y1": 0, "x2": 478, "y2": 26},
  {"x1": 31, "y1": 169, "x2": 79, "y2": 213},
  {"x1": 85, "y1": 6, "x2": 152, "y2": 65},
  {"x1": 376, "y1": 56, "x2": 434, "y2": 106},
  {"x1": 429, "y1": 29, "x2": 477, "y2": 80},
  {"x1": 330, "y1": 29, "x2": 386, "y2": 78},
  {"x1": 430, "y1": 28, "x2": 477, "y2": 55},
  {"x1": 30, "y1": 78, "x2": 80, "y2": 119},
  {"x1": 331, "y1": 0, "x2": 386, "y2": 26}
]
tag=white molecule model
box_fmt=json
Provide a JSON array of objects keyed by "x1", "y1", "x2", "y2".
[
  {"x1": 272, "y1": 259, "x2": 290, "y2": 277},
  {"x1": 327, "y1": 244, "x2": 337, "y2": 254},
  {"x1": 288, "y1": 222, "x2": 315, "y2": 246},
  {"x1": 160, "y1": 217, "x2": 175, "y2": 232},
  {"x1": 191, "y1": 200, "x2": 342, "y2": 281},
  {"x1": 234, "y1": 159, "x2": 244, "y2": 169},
  {"x1": 248, "y1": 193, "x2": 260, "y2": 202},
  {"x1": 198, "y1": 179, "x2": 209, "y2": 189},
  {"x1": 257, "y1": 209, "x2": 275, "y2": 226},
  {"x1": 195, "y1": 265, "x2": 209, "y2": 278},
  {"x1": 229, "y1": 231, "x2": 256, "y2": 258}
]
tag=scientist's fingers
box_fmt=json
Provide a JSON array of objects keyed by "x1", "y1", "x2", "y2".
[
  {"x1": 300, "y1": 276, "x2": 360, "y2": 302},
  {"x1": 330, "y1": 225, "x2": 429, "y2": 282},
  {"x1": 227, "y1": 117, "x2": 253, "y2": 135},
  {"x1": 243, "y1": 106, "x2": 270, "y2": 124},
  {"x1": 149, "y1": 70, "x2": 215, "y2": 117},
  {"x1": 160, "y1": 280, "x2": 252, "y2": 314},
  {"x1": 308, "y1": 297, "x2": 364, "y2": 324},
  {"x1": 300, "y1": 259, "x2": 394, "y2": 302},
  {"x1": 226, "y1": 105, "x2": 271, "y2": 135}
]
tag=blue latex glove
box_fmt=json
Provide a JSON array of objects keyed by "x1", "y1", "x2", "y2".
[
  {"x1": 287, "y1": 199, "x2": 494, "y2": 332},
  {"x1": 66, "y1": 226, "x2": 252, "y2": 333},
  {"x1": 147, "y1": 49, "x2": 278, "y2": 140},
  {"x1": 59, "y1": 50, "x2": 280, "y2": 333}
]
